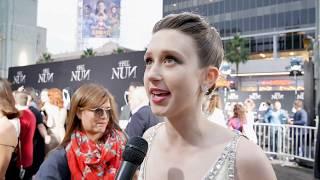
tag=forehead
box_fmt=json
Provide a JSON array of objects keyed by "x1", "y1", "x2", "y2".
[
  {"x1": 146, "y1": 29, "x2": 198, "y2": 59},
  {"x1": 85, "y1": 97, "x2": 110, "y2": 107}
]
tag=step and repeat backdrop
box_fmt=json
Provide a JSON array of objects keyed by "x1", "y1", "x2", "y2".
[{"x1": 8, "y1": 51, "x2": 145, "y2": 110}]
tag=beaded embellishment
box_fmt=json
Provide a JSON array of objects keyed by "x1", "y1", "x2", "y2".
[
  {"x1": 204, "y1": 131, "x2": 241, "y2": 180},
  {"x1": 139, "y1": 124, "x2": 241, "y2": 180}
]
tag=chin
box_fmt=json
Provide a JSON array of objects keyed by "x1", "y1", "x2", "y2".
[{"x1": 150, "y1": 105, "x2": 168, "y2": 117}]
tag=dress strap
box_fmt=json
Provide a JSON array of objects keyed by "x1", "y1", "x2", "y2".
[
  {"x1": 144, "y1": 122, "x2": 165, "y2": 146},
  {"x1": 139, "y1": 122, "x2": 164, "y2": 180},
  {"x1": 205, "y1": 131, "x2": 242, "y2": 180},
  {"x1": 226, "y1": 132, "x2": 242, "y2": 180},
  {"x1": 0, "y1": 143, "x2": 15, "y2": 149}
]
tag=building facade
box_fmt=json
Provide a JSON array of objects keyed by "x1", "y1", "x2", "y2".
[
  {"x1": 0, "y1": 0, "x2": 46, "y2": 78},
  {"x1": 163, "y1": 0, "x2": 315, "y2": 61}
]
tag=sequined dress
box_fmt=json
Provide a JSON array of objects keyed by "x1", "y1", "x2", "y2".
[{"x1": 138, "y1": 123, "x2": 242, "y2": 180}]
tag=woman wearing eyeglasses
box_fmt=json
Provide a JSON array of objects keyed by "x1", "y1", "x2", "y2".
[{"x1": 36, "y1": 83, "x2": 127, "y2": 179}]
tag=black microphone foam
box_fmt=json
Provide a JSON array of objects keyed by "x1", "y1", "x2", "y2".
[
  {"x1": 123, "y1": 136, "x2": 148, "y2": 165},
  {"x1": 116, "y1": 136, "x2": 148, "y2": 180}
]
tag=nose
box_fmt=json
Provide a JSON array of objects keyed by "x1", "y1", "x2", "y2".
[{"x1": 145, "y1": 63, "x2": 162, "y2": 82}]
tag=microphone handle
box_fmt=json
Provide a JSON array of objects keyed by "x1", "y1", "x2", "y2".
[{"x1": 116, "y1": 161, "x2": 138, "y2": 180}]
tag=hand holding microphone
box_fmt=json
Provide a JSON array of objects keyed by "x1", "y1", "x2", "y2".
[{"x1": 116, "y1": 136, "x2": 148, "y2": 180}]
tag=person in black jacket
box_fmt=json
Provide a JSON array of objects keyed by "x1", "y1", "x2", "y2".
[{"x1": 125, "y1": 86, "x2": 161, "y2": 137}]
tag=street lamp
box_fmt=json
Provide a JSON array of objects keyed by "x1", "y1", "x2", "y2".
[{"x1": 288, "y1": 57, "x2": 303, "y2": 96}]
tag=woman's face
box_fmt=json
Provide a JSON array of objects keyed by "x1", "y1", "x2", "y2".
[
  {"x1": 144, "y1": 29, "x2": 205, "y2": 117},
  {"x1": 40, "y1": 91, "x2": 49, "y2": 103},
  {"x1": 97, "y1": 2, "x2": 105, "y2": 12},
  {"x1": 78, "y1": 101, "x2": 111, "y2": 138}
]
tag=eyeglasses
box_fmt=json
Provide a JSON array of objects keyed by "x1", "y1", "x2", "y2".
[{"x1": 88, "y1": 107, "x2": 112, "y2": 118}]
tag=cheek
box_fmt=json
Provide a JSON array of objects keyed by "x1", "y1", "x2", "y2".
[{"x1": 80, "y1": 114, "x2": 94, "y2": 130}]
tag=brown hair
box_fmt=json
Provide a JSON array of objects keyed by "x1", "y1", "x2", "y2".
[
  {"x1": 48, "y1": 88, "x2": 64, "y2": 109},
  {"x1": 152, "y1": 12, "x2": 224, "y2": 70},
  {"x1": 294, "y1": 99, "x2": 304, "y2": 109},
  {"x1": 60, "y1": 83, "x2": 122, "y2": 147},
  {"x1": 0, "y1": 78, "x2": 20, "y2": 119},
  {"x1": 233, "y1": 104, "x2": 246, "y2": 124},
  {"x1": 207, "y1": 94, "x2": 221, "y2": 113}
]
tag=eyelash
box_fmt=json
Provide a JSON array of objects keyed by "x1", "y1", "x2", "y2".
[
  {"x1": 164, "y1": 56, "x2": 180, "y2": 64},
  {"x1": 144, "y1": 58, "x2": 153, "y2": 66},
  {"x1": 144, "y1": 55, "x2": 181, "y2": 66}
]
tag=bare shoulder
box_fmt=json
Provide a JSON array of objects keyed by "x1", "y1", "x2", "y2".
[
  {"x1": 0, "y1": 120, "x2": 18, "y2": 147},
  {"x1": 236, "y1": 137, "x2": 277, "y2": 180}
]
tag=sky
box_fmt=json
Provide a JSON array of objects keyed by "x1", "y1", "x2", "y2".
[{"x1": 37, "y1": 0, "x2": 163, "y2": 54}]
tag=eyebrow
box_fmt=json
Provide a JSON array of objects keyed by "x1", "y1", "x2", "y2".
[{"x1": 144, "y1": 49, "x2": 184, "y2": 59}]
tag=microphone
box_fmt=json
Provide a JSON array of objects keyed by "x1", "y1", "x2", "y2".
[{"x1": 116, "y1": 136, "x2": 148, "y2": 180}]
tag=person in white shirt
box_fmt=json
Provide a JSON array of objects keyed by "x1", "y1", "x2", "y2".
[
  {"x1": 243, "y1": 98, "x2": 258, "y2": 144},
  {"x1": 205, "y1": 93, "x2": 226, "y2": 127}
]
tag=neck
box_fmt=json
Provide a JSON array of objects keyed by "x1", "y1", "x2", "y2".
[
  {"x1": 164, "y1": 104, "x2": 209, "y2": 147},
  {"x1": 86, "y1": 132, "x2": 103, "y2": 143}
]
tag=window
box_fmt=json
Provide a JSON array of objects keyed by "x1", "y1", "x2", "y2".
[
  {"x1": 249, "y1": 0, "x2": 256, "y2": 9},
  {"x1": 286, "y1": 33, "x2": 293, "y2": 50},
  {"x1": 243, "y1": 18, "x2": 250, "y2": 32},
  {"x1": 231, "y1": 19, "x2": 238, "y2": 33},
  {"x1": 243, "y1": 0, "x2": 250, "y2": 10},
  {"x1": 301, "y1": 9, "x2": 308, "y2": 25},
  {"x1": 270, "y1": 14, "x2": 277, "y2": 28},
  {"x1": 292, "y1": 10, "x2": 300, "y2": 26},
  {"x1": 278, "y1": 12, "x2": 285, "y2": 27},
  {"x1": 225, "y1": 0, "x2": 231, "y2": 13},
  {"x1": 257, "y1": 16, "x2": 263, "y2": 30},
  {"x1": 214, "y1": 2, "x2": 220, "y2": 15},
  {"x1": 250, "y1": 16, "x2": 257, "y2": 31},
  {"x1": 285, "y1": 11, "x2": 293, "y2": 27},
  {"x1": 237, "y1": 19, "x2": 243, "y2": 33},
  {"x1": 250, "y1": 38, "x2": 257, "y2": 53},
  {"x1": 309, "y1": 8, "x2": 315, "y2": 24},
  {"x1": 264, "y1": 15, "x2": 271, "y2": 29},
  {"x1": 264, "y1": 37, "x2": 273, "y2": 52},
  {"x1": 225, "y1": 21, "x2": 231, "y2": 36}
]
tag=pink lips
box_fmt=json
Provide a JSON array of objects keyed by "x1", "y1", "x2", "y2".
[{"x1": 149, "y1": 87, "x2": 171, "y2": 105}]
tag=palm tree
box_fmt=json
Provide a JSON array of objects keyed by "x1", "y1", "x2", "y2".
[
  {"x1": 112, "y1": 47, "x2": 125, "y2": 54},
  {"x1": 36, "y1": 52, "x2": 53, "y2": 64},
  {"x1": 225, "y1": 34, "x2": 249, "y2": 75},
  {"x1": 81, "y1": 48, "x2": 96, "y2": 58}
]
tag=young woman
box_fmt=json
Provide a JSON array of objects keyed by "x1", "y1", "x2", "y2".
[
  {"x1": 41, "y1": 88, "x2": 67, "y2": 153},
  {"x1": 36, "y1": 83, "x2": 127, "y2": 179},
  {"x1": 0, "y1": 78, "x2": 20, "y2": 179},
  {"x1": 206, "y1": 93, "x2": 226, "y2": 127},
  {"x1": 139, "y1": 12, "x2": 276, "y2": 180},
  {"x1": 228, "y1": 104, "x2": 246, "y2": 132}
]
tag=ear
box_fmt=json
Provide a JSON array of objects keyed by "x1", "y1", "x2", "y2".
[
  {"x1": 76, "y1": 110, "x2": 82, "y2": 120},
  {"x1": 203, "y1": 66, "x2": 219, "y2": 89}
]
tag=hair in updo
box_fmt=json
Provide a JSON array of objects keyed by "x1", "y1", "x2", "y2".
[{"x1": 152, "y1": 12, "x2": 224, "y2": 69}]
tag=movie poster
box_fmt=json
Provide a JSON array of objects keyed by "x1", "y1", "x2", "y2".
[{"x1": 82, "y1": 0, "x2": 120, "y2": 38}]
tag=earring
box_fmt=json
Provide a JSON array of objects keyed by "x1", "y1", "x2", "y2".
[{"x1": 201, "y1": 84, "x2": 209, "y2": 93}]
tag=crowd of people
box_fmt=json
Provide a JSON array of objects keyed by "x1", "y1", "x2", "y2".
[{"x1": 1, "y1": 11, "x2": 315, "y2": 179}]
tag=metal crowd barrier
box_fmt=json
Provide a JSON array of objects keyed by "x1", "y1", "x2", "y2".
[{"x1": 253, "y1": 123, "x2": 318, "y2": 162}]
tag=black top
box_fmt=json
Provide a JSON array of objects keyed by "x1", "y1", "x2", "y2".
[
  {"x1": 125, "y1": 106, "x2": 161, "y2": 137},
  {"x1": 35, "y1": 148, "x2": 70, "y2": 180}
]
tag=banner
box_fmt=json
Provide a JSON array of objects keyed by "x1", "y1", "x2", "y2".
[
  {"x1": 8, "y1": 51, "x2": 145, "y2": 109},
  {"x1": 82, "y1": 0, "x2": 120, "y2": 38}
]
